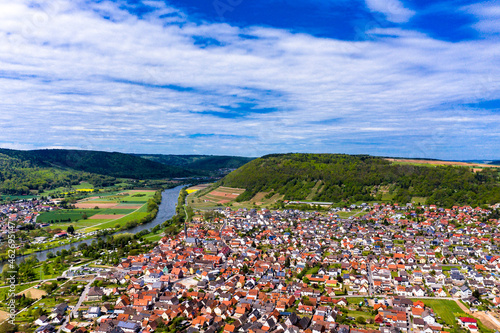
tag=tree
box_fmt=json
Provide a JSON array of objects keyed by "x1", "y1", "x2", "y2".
[
  {"x1": 285, "y1": 257, "x2": 291, "y2": 268},
  {"x1": 67, "y1": 225, "x2": 75, "y2": 235},
  {"x1": 473, "y1": 289, "x2": 481, "y2": 299},
  {"x1": 356, "y1": 316, "x2": 366, "y2": 325}
]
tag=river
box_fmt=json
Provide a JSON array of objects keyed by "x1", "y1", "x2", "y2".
[{"x1": 3, "y1": 185, "x2": 184, "y2": 268}]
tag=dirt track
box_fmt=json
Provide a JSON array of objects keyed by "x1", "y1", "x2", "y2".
[
  {"x1": 0, "y1": 310, "x2": 9, "y2": 321},
  {"x1": 455, "y1": 299, "x2": 500, "y2": 330}
]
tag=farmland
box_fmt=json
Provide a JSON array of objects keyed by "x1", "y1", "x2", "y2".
[
  {"x1": 386, "y1": 158, "x2": 500, "y2": 171},
  {"x1": 188, "y1": 186, "x2": 244, "y2": 207},
  {"x1": 38, "y1": 190, "x2": 156, "y2": 234}
]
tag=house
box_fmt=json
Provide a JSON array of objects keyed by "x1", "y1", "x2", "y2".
[
  {"x1": 457, "y1": 317, "x2": 478, "y2": 328},
  {"x1": 463, "y1": 296, "x2": 481, "y2": 306},
  {"x1": 223, "y1": 324, "x2": 236, "y2": 333},
  {"x1": 117, "y1": 321, "x2": 141, "y2": 333},
  {"x1": 87, "y1": 286, "x2": 104, "y2": 301},
  {"x1": 52, "y1": 314, "x2": 65, "y2": 325},
  {"x1": 460, "y1": 285, "x2": 472, "y2": 298},
  {"x1": 35, "y1": 315, "x2": 49, "y2": 326},
  {"x1": 436, "y1": 288, "x2": 447, "y2": 297},
  {"x1": 422, "y1": 311, "x2": 435, "y2": 324},
  {"x1": 54, "y1": 303, "x2": 68, "y2": 315},
  {"x1": 35, "y1": 325, "x2": 56, "y2": 333},
  {"x1": 62, "y1": 324, "x2": 75, "y2": 333},
  {"x1": 87, "y1": 307, "x2": 101, "y2": 318}
]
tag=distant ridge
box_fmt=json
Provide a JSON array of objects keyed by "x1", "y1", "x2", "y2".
[
  {"x1": 136, "y1": 154, "x2": 254, "y2": 173},
  {"x1": 218, "y1": 153, "x2": 500, "y2": 207},
  {"x1": 0, "y1": 148, "x2": 192, "y2": 179},
  {"x1": 0, "y1": 148, "x2": 255, "y2": 195}
]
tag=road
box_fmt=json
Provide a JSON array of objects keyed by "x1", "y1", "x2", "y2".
[
  {"x1": 59, "y1": 275, "x2": 97, "y2": 333},
  {"x1": 0, "y1": 263, "x2": 100, "y2": 327},
  {"x1": 366, "y1": 262, "x2": 374, "y2": 296},
  {"x1": 219, "y1": 220, "x2": 230, "y2": 249}
]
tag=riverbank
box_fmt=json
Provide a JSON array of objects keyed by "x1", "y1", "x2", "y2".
[
  {"x1": 10, "y1": 189, "x2": 160, "y2": 258},
  {"x1": 0, "y1": 185, "x2": 185, "y2": 269}
]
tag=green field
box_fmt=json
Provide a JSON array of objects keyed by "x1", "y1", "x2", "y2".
[
  {"x1": 37, "y1": 209, "x2": 103, "y2": 222},
  {"x1": 72, "y1": 181, "x2": 94, "y2": 189},
  {"x1": 412, "y1": 299, "x2": 463, "y2": 326},
  {"x1": 0, "y1": 194, "x2": 37, "y2": 201},
  {"x1": 0, "y1": 283, "x2": 38, "y2": 309},
  {"x1": 99, "y1": 208, "x2": 136, "y2": 215},
  {"x1": 39, "y1": 190, "x2": 155, "y2": 234},
  {"x1": 82, "y1": 211, "x2": 149, "y2": 232},
  {"x1": 48, "y1": 219, "x2": 111, "y2": 230},
  {"x1": 335, "y1": 209, "x2": 363, "y2": 218},
  {"x1": 412, "y1": 299, "x2": 492, "y2": 332},
  {"x1": 442, "y1": 266, "x2": 461, "y2": 271},
  {"x1": 82, "y1": 191, "x2": 155, "y2": 203}
]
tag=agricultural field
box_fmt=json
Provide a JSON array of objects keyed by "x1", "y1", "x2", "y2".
[
  {"x1": 0, "y1": 194, "x2": 37, "y2": 202},
  {"x1": 189, "y1": 186, "x2": 245, "y2": 208},
  {"x1": 37, "y1": 209, "x2": 104, "y2": 223},
  {"x1": 38, "y1": 190, "x2": 156, "y2": 234},
  {"x1": 386, "y1": 158, "x2": 500, "y2": 172},
  {"x1": 189, "y1": 185, "x2": 287, "y2": 210},
  {"x1": 186, "y1": 184, "x2": 210, "y2": 194}
]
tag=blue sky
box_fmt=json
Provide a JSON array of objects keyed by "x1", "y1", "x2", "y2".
[{"x1": 0, "y1": 0, "x2": 499, "y2": 160}]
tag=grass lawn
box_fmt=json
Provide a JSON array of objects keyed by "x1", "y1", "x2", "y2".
[
  {"x1": 99, "y1": 208, "x2": 136, "y2": 215},
  {"x1": 49, "y1": 219, "x2": 111, "y2": 230},
  {"x1": 346, "y1": 297, "x2": 368, "y2": 305},
  {"x1": 73, "y1": 182, "x2": 94, "y2": 189},
  {"x1": 411, "y1": 298, "x2": 492, "y2": 332},
  {"x1": 82, "y1": 210, "x2": 149, "y2": 232},
  {"x1": 412, "y1": 299, "x2": 462, "y2": 326},
  {"x1": 144, "y1": 233, "x2": 165, "y2": 242},
  {"x1": 336, "y1": 209, "x2": 363, "y2": 218},
  {"x1": 442, "y1": 266, "x2": 461, "y2": 271},
  {"x1": 347, "y1": 309, "x2": 373, "y2": 320},
  {"x1": 0, "y1": 283, "x2": 39, "y2": 309}
]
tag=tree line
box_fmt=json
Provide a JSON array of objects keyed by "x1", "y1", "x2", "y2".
[{"x1": 220, "y1": 154, "x2": 500, "y2": 207}]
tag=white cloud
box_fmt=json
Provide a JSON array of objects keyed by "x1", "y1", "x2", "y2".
[
  {"x1": 463, "y1": 2, "x2": 500, "y2": 34},
  {"x1": 365, "y1": 0, "x2": 415, "y2": 23},
  {"x1": 0, "y1": 0, "x2": 498, "y2": 159}
]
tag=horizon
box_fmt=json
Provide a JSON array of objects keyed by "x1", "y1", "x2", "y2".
[
  {"x1": 0, "y1": 146, "x2": 498, "y2": 163},
  {"x1": 0, "y1": 0, "x2": 499, "y2": 159}
]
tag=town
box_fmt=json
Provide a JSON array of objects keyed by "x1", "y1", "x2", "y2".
[{"x1": 5, "y1": 199, "x2": 500, "y2": 333}]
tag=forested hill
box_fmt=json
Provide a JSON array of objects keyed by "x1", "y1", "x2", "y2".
[
  {"x1": 137, "y1": 154, "x2": 254, "y2": 172},
  {"x1": 0, "y1": 152, "x2": 115, "y2": 194},
  {"x1": 0, "y1": 148, "x2": 193, "y2": 180},
  {"x1": 219, "y1": 153, "x2": 500, "y2": 207}
]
